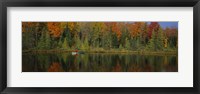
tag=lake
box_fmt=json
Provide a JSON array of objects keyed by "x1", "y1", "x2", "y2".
[{"x1": 22, "y1": 53, "x2": 178, "y2": 72}]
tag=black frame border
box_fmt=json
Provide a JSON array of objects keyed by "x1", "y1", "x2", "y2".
[{"x1": 0, "y1": 0, "x2": 200, "y2": 94}]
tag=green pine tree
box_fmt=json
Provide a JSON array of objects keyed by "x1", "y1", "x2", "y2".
[
  {"x1": 156, "y1": 28, "x2": 165, "y2": 50},
  {"x1": 37, "y1": 28, "x2": 51, "y2": 49},
  {"x1": 125, "y1": 38, "x2": 131, "y2": 50},
  {"x1": 62, "y1": 38, "x2": 68, "y2": 49},
  {"x1": 147, "y1": 30, "x2": 156, "y2": 51}
]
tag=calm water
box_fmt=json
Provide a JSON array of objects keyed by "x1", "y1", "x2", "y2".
[{"x1": 22, "y1": 53, "x2": 178, "y2": 72}]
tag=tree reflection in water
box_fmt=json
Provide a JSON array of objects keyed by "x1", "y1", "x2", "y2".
[
  {"x1": 48, "y1": 62, "x2": 64, "y2": 72},
  {"x1": 22, "y1": 53, "x2": 178, "y2": 72}
]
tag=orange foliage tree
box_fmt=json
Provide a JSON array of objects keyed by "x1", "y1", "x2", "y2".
[{"x1": 47, "y1": 22, "x2": 65, "y2": 38}]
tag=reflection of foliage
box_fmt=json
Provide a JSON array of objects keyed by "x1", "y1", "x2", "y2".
[
  {"x1": 112, "y1": 62, "x2": 122, "y2": 72},
  {"x1": 48, "y1": 62, "x2": 64, "y2": 72},
  {"x1": 128, "y1": 64, "x2": 142, "y2": 72},
  {"x1": 22, "y1": 53, "x2": 178, "y2": 72}
]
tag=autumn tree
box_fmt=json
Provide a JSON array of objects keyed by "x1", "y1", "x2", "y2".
[
  {"x1": 164, "y1": 27, "x2": 178, "y2": 49},
  {"x1": 148, "y1": 22, "x2": 160, "y2": 39},
  {"x1": 22, "y1": 22, "x2": 178, "y2": 52}
]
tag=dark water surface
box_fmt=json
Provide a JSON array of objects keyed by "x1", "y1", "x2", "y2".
[{"x1": 22, "y1": 53, "x2": 178, "y2": 72}]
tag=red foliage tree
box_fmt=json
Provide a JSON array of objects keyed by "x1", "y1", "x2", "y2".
[
  {"x1": 147, "y1": 22, "x2": 160, "y2": 38},
  {"x1": 164, "y1": 27, "x2": 177, "y2": 38}
]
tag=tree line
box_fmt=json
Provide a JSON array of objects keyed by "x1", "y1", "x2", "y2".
[{"x1": 22, "y1": 22, "x2": 178, "y2": 52}]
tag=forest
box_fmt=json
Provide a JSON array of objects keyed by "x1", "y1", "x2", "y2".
[{"x1": 22, "y1": 22, "x2": 178, "y2": 54}]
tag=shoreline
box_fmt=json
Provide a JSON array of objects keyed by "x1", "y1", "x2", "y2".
[{"x1": 22, "y1": 49, "x2": 178, "y2": 55}]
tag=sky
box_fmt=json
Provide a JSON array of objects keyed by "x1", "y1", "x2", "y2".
[
  {"x1": 147, "y1": 22, "x2": 178, "y2": 29},
  {"x1": 158, "y1": 22, "x2": 178, "y2": 29}
]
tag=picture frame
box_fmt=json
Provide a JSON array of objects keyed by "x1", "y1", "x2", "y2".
[{"x1": 0, "y1": 0, "x2": 199, "y2": 94}]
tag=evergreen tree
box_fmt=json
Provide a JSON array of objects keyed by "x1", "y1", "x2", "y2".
[
  {"x1": 37, "y1": 28, "x2": 51, "y2": 49},
  {"x1": 62, "y1": 38, "x2": 68, "y2": 49},
  {"x1": 156, "y1": 28, "x2": 165, "y2": 50},
  {"x1": 58, "y1": 38, "x2": 62, "y2": 48},
  {"x1": 147, "y1": 30, "x2": 156, "y2": 51},
  {"x1": 81, "y1": 37, "x2": 89, "y2": 50},
  {"x1": 74, "y1": 35, "x2": 81, "y2": 49},
  {"x1": 125, "y1": 38, "x2": 131, "y2": 50}
]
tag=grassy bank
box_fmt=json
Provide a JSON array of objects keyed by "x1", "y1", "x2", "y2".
[{"x1": 22, "y1": 48, "x2": 177, "y2": 55}]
